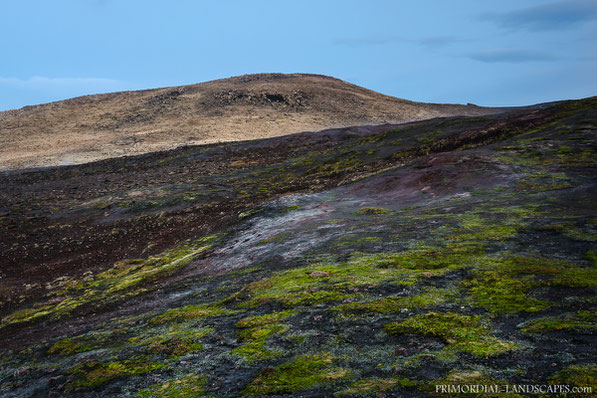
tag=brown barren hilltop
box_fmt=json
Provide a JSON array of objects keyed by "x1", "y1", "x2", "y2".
[{"x1": 0, "y1": 73, "x2": 502, "y2": 170}]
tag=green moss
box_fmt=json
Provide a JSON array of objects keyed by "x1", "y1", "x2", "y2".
[
  {"x1": 243, "y1": 353, "x2": 351, "y2": 395},
  {"x1": 333, "y1": 288, "x2": 452, "y2": 315},
  {"x1": 233, "y1": 314, "x2": 291, "y2": 363},
  {"x1": 238, "y1": 323, "x2": 290, "y2": 342},
  {"x1": 1, "y1": 235, "x2": 218, "y2": 328},
  {"x1": 549, "y1": 364, "x2": 597, "y2": 397},
  {"x1": 334, "y1": 235, "x2": 383, "y2": 249},
  {"x1": 150, "y1": 303, "x2": 233, "y2": 325},
  {"x1": 1, "y1": 306, "x2": 55, "y2": 326},
  {"x1": 47, "y1": 337, "x2": 93, "y2": 356},
  {"x1": 354, "y1": 207, "x2": 391, "y2": 216},
  {"x1": 232, "y1": 270, "x2": 341, "y2": 308},
  {"x1": 339, "y1": 377, "x2": 417, "y2": 395},
  {"x1": 464, "y1": 270, "x2": 550, "y2": 314},
  {"x1": 522, "y1": 311, "x2": 597, "y2": 334},
  {"x1": 443, "y1": 213, "x2": 520, "y2": 242},
  {"x1": 349, "y1": 247, "x2": 479, "y2": 271},
  {"x1": 231, "y1": 340, "x2": 283, "y2": 363},
  {"x1": 140, "y1": 325, "x2": 211, "y2": 357},
  {"x1": 236, "y1": 310, "x2": 295, "y2": 328},
  {"x1": 68, "y1": 360, "x2": 164, "y2": 389},
  {"x1": 93, "y1": 235, "x2": 217, "y2": 294},
  {"x1": 536, "y1": 222, "x2": 572, "y2": 232},
  {"x1": 306, "y1": 157, "x2": 362, "y2": 178},
  {"x1": 385, "y1": 312, "x2": 517, "y2": 357},
  {"x1": 234, "y1": 247, "x2": 473, "y2": 308},
  {"x1": 515, "y1": 179, "x2": 573, "y2": 193},
  {"x1": 552, "y1": 265, "x2": 597, "y2": 288},
  {"x1": 446, "y1": 224, "x2": 519, "y2": 242},
  {"x1": 138, "y1": 374, "x2": 207, "y2": 397},
  {"x1": 548, "y1": 222, "x2": 597, "y2": 242},
  {"x1": 238, "y1": 208, "x2": 263, "y2": 219},
  {"x1": 463, "y1": 255, "x2": 594, "y2": 314}
]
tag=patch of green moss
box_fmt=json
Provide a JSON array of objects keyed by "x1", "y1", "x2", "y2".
[
  {"x1": 334, "y1": 235, "x2": 383, "y2": 249},
  {"x1": 385, "y1": 312, "x2": 517, "y2": 357},
  {"x1": 338, "y1": 377, "x2": 417, "y2": 395},
  {"x1": 150, "y1": 303, "x2": 234, "y2": 325},
  {"x1": 522, "y1": 311, "x2": 596, "y2": 334},
  {"x1": 443, "y1": 213, "x2": 520, "y2": 242},
  {"x1": 68, "y1": 359, "x2": 164, "y2": 389},
  {"x1": 1, "y1": 305, "x2": 56, "y2": 327},
  {"x1": 92, "y1": 235, "x2": 218, "y2": 294},
  {"x1": 231, "y1": 340, "x2": 283, "y2": 363},
  {"x1": 47, "y1": 337, "x2": 93, "y2": 356},
  {"x1": 464, "y1": 267, "x2": 550, "y2": 314},
  {"x1": 243, "y1": 353, "x2": 351, "y2": 395},
  {"x1": 558, "y1": 222, "x2": 597, "y2": 242},
  {"x1": 236, "y1": 310, "x2": 295, "y2": 328},
  {"x1": 231, "y1": 269, "x2": 341, "y2": 309},
  {"x1": 233, "y1": 314, "x2": 291, "y2": 363},
  {"x1": 138, "y1": 374, "x2": 207, "y2": 397},
  {"x1": 333, "y1": 288, "x2": 453, "y2": 315},
  {"x1": 1, "y1": 235, "x2": 218, "y2": 328},
  {"x1": 234, "y1": 247, "x2": 474, "y2": 308},
  {"x1": 137, "y1": 324, "x2": 211, "y2": 357},
  {"x1": 536, "y1": 222, "x2": 573, "y2": 232},
  {"x1": 548, "y1": 364, "x2": 597, "y2": 397},
  {"x1": 349, "y1": 246, "x2": 481, "y2": 272},
  {"x1": 555, "y1": 149, "x2": 597, "y2": 165},
  {"x1": 446, "y1": 224, "x2": 519, "y2": 242},
  {"x1": 238, "y1": 323, "x2": 290, "y2": 342},
  {"x1": 354, "y1": 207, "x2": 391, "y2": 216},
  {"x1": 238, "y1": 208, "x2": 263, "y2": 219},
  {"x1": 306, "y1": 157, "x2": 362, "y2": 178},
  {"x1": 463, "y1": 255, "x2": 595, "y2": 314},
  {"x1": 553, "y1": 266, "x2": 597, "y2": 288},
  {"x1": 515, "y1": 179, "x2": 573, "y2": 193}
]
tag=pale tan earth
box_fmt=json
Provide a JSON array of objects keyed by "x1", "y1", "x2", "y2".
[{"x1": 0, "y1": 73, "x2": 503, "y2": 170}]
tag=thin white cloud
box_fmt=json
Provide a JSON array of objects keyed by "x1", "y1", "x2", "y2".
[
  {"x1": 416, "y1": 36, "x2": 466, "y2": 49},
  {"x1": 334, "y1": 35, "x2": 465, "y2": 49},
  {"x1": 467, "y1": 49, "x2": 559, "y2": 63},
  {"x1": 482, "y1": 0, "x2": 597, "y2": 31}
]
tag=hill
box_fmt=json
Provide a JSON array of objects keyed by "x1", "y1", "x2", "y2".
[
  {"x1": 0, "y1": 97, "x2": 595, "y2": 396},
  {"x1": 0, "y1": 73, "x2": 501, "y2": 170}
]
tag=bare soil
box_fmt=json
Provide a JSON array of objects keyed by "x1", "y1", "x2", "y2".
[{"x1": 0, "y1": 73, "x2": 501, "y2": 170}]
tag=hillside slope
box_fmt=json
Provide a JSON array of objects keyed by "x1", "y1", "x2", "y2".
[
  {"x1": 0, "y1": 73, "x2": 500, "y2": 170},
  {"x1": 0, "y1": 97, "x2": 595, "y2": 397}
]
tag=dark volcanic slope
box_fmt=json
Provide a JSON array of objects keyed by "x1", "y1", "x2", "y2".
[
  {"x1": 0, "y1": 97, "x2": 596, "y2": 397},
  {"x1": 0, "y1": 73, "x2": 501, "y2": 170}
]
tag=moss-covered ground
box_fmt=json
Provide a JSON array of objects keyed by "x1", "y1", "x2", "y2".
[{"x1": 0, "y1": 97, "x2": 595, "y2": 396}]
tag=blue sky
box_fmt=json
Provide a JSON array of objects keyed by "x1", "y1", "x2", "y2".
[{"x1": 1, "y1": 0, "x2": 595, "y2": 110}]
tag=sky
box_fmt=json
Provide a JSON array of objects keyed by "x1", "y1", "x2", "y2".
[{"x1": 1, "y1": 0, "x2": 596, "y2": 110}]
